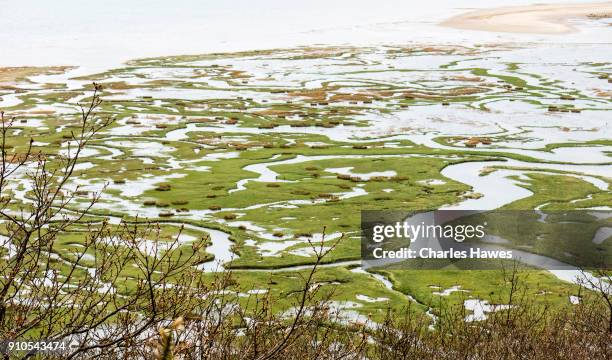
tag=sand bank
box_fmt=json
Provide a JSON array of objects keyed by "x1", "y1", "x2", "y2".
[
  {"x1": 0, "y1": 66, "x2": 72, "y2": 85},
  {"x1": 442, "y1": 2, "x2": 612, "y2": 34}
]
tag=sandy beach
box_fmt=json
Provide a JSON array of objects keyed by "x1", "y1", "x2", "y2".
[{"x1": 442, "y1": 1, "x2": 612, "y2": 34}]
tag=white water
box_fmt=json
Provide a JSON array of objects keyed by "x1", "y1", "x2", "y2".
[{"x1": 464, "y1": 299, "x2": 512, "y2": 321}]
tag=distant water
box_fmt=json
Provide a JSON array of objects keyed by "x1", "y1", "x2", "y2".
[{"x1": 0, "y1": 0, "x2": 610, "y2": 69}]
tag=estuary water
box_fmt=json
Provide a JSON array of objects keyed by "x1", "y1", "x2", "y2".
[{"x1": 1, "y1": 0, "x2": 611, "y2": 69}]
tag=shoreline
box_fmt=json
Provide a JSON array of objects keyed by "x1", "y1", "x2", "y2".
[{"x1": 441, "y1": 1, "x2": 612, "y2": 34}]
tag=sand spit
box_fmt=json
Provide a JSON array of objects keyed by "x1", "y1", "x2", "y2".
[{"x1": 441, "y1": 1, "x2": 612, "y2": 34}]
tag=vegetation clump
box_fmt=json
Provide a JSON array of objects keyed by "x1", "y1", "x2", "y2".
[{"x1": 155, "y1": 183, "x2": 172, "y2": 191}]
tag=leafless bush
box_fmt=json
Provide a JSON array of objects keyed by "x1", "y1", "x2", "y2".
[
  {"x1": 0, "y1": 86, "x2": 233, "y2": 359},
  {"x1": 369, "y1": 265, "x2": 611, "y2": 360}
]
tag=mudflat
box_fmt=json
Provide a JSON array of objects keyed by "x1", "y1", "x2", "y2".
[{"x1": 441, "y1": 1, "x2": 612, "y2": 34}]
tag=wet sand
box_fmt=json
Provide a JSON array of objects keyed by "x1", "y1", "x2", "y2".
[{"x1": 442, "y1": 1, "x2": 612, "y2": 34}]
